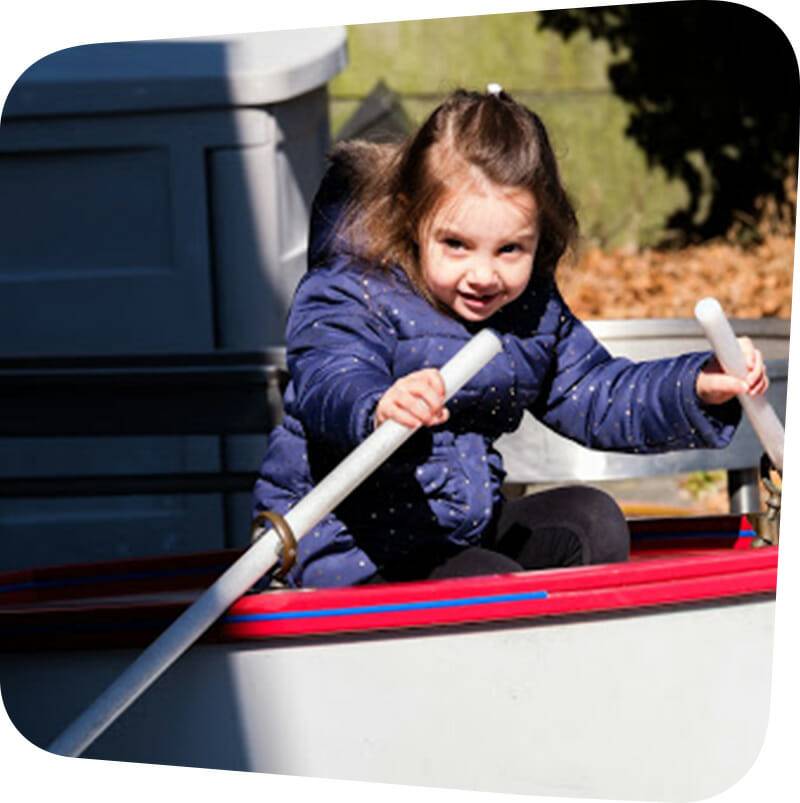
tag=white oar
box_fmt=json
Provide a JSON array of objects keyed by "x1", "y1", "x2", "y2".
[
  {"x1": 48, "y1": 328, "x2": 503, "y2": 758},
  {"x1": 694, "y1": 297, "x2": 784, "y2": 471}
]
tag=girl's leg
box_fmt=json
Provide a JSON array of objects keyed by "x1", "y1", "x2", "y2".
[
  {"x1": 489, "y1": 485, "x2": 630, "y2": 569},
  {"x1": 361, "y1": 485, "x2": 627, "y2": 584},
  {"x1": 362, "y1": 547, "x2": 522, "y2": 584},
  {"x1": 426, "y1": 547, "x2": 522, "y2": 580}
]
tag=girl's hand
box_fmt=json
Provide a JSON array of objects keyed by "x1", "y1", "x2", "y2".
[
  {"x1": 375, "y1": 369, "x2": 449, "y2": 429},
  {"x1": 696, "y1": 337, "x2": 769, "y2": 406}
]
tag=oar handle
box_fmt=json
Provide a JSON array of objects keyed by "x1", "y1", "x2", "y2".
[
  {"x1": 694, "y1": 297, "x2": 784, "y2": 472},
  {"x1": 48, "y1": 328, "x2": 504, "y2": 759}
]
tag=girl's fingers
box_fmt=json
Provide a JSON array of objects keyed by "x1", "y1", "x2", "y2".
[
  {"x1": 412, "y1": 372, "x2": 446, "y2": 405},
  {"x1": 391, "y1": 408, "x2": 424, "y2": 428},
  {"x1": 404, "y1": 392, "x2": 444, "y2": 425},
  {"x1": 748, "y1": 344, "x2": 762, "y2": 373},
  {"x1": 698, "y1": 340, "x2": 769, "y2": 404},
  {"x1": 402, "y1": 373, "x2": 446, "y2": 416},
  {"x1": 414, "y1": 387, "x2": 445, "y2": 418},
  {"x1": 425, "y1": 369, "x2": 446, "y2": 398},
  {"x1": 719, "y1": 375, "x2": 749, "y2": 397},
  {"x1": 696, "y1": 371, "x2": 745, "y2": 405},
  {"x1": 375, "y1": 369, "x2": 448, "y2": 429},
  {"x1": 746, "y1": 371, "x2": 765, "y2": 394},
  {"x1": 742, "y1": 345, "x2": 767, "y2": 396},
  {"x1": 376, "y1": 394, "x2": 421, "y2": 428},
  {"x1": 734, "y1": 337, "x2": 756, "y2": 378},
  {"x1": 384, "y1": 388, "x2": 442, "y2": 427},
  {"x1": 748, "y1": 372, "x2": 769, "y2": 396},
  {"x1": 386, "y1": 397, "x2": 427, "y2": 428}
]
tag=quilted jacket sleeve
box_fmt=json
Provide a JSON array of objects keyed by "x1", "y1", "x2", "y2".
[
  {"x1": 285, "y1": 261, "x2": 395, "y2": 452},
  {"x1": 529, "y1": 287, "x2": 740, "y2": 453}
]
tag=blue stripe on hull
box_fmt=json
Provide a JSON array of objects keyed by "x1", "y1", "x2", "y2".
[{"x1": 224, "y1": 591, "x2": 549, "y2": 623}]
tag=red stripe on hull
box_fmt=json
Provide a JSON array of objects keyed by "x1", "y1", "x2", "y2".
[
  {"x1": 0, "y1": 542, "x2": 777, "y2": 650},
  {"x1": 222, "y1": 563, "x2": 776, "y2": 640}
]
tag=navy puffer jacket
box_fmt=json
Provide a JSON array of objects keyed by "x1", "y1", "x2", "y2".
[{"x1": 253, "y1": 166, "x2": 740, "y2": 588}]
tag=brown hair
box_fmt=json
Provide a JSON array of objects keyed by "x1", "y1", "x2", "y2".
[{"x1": 331, "y1": 88, "x2": 578, "y2": 296}]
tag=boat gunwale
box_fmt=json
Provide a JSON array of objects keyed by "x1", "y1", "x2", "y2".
[{"x1": 0, "y1": 515, "x2": 777, "y2": 651}]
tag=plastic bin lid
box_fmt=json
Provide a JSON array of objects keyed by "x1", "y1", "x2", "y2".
[{"x1": 3, "y1": 27, "x2": 347, "y2": 118}]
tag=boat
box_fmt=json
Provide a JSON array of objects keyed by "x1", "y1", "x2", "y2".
[{"x1": 0, "y1": 513, "x2": 777, "y2": 801}]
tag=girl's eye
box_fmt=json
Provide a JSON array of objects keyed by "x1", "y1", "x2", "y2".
[
  {"x1": 499, "y1": 243, "x2": 520, "y2": 255},
  {"x1": 443, "y1": 238, "x2": 465, "y2": 250}
]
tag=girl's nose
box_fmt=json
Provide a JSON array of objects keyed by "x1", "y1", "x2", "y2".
[{"x1": 466, "y1": 260, "x2": 498, "y2": 287}]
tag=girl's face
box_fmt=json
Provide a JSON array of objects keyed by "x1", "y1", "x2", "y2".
[{"x1": 419, "y1": 180, "x2": 539, "y2": 322}]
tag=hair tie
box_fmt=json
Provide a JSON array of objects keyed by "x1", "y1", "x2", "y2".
[{"x1": 486, "y1": 82, "x2": 503, "y2": 97}]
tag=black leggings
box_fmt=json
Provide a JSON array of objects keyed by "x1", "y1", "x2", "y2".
[{"x1": 365, "y1": 485, "x2": 629, "y2": 583}]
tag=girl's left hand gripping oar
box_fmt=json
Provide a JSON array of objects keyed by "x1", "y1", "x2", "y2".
[
  {"x1": 47, "y1": 329, "x2": 503, "y2": 759},
  {"x1": 694, "y1": 297, "x2": 784, "y2": 472}
]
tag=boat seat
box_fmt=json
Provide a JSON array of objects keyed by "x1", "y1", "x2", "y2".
[{"x1": 0, "y1": 350, "x2": 288, "y2": 497}]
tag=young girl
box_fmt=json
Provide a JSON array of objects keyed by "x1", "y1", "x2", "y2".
[{"x1": 253, "y1": 87, "x2": 768, "y2": 589}]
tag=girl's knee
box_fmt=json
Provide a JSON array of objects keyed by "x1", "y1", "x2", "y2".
[
  {"x1": 572, "y1": 486, "x2": 630, "y2": 564},
  {"x1": 580, "y1": 486, "x2": 626, "y2": 520}
]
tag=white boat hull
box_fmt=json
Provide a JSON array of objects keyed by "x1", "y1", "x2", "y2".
[{"x1": 0, "y1": 595, "x2": 774, "y2": 801}]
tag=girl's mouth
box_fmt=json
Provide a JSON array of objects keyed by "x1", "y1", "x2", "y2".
[{"x1": 459, "y1": 290, "x2": 501, "y2": 309}]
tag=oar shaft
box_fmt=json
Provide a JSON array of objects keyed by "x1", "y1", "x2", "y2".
[
  {"x1": 694, "y1": 297, "x2": 784, "y2": 471},
  {"x1": 48, "y1": 329, "x2": 503, "y2": 758},
  {"x1": 48, "y1": 529, "x2": 283, "y2": 758}
]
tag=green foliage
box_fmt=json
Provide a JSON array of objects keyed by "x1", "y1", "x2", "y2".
[
  {"x1": 681, "y1": 470, "x2": 726, "y2": 501},
  {"x1": 538, "y1": 3, "x2": 799, "y2": 243},
  {"x1": 329, "y1": 13, "x2": 612, "y2": 96}
]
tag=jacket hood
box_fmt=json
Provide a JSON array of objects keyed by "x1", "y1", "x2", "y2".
[{"x1": 307, "y1": 159, "x2": 358, "y2": 269}]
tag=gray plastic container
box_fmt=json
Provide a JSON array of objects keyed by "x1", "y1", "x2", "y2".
[
  {"x1": 1, "y1": 28, "x2": 347, "y2": 353},
  {"x1": 0, "y1": 30, "x2": 347, "y2": 569}
]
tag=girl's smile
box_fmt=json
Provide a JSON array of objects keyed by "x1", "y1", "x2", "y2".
[{"x1": 419, "y1": 180, "x2": 539, "y2": 321}]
